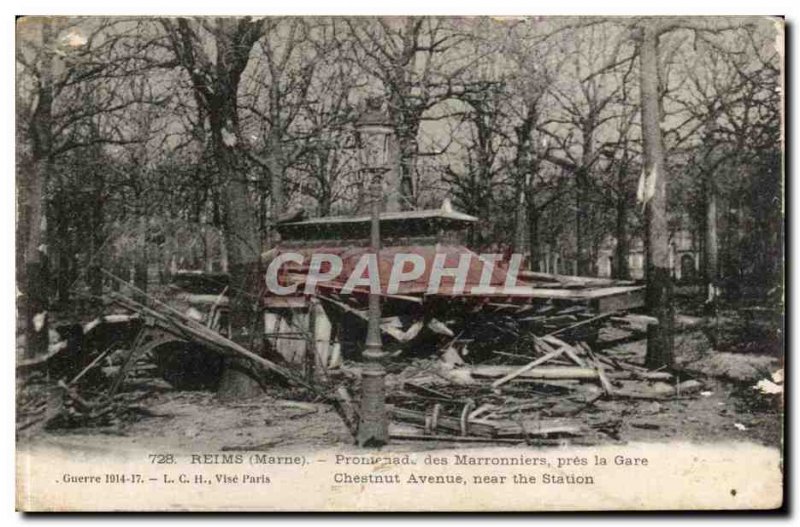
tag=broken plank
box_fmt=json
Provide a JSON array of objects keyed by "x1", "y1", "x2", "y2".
[
  {"x1": 390, "y1": 433, "x2": 524, "y2": 444},
  {"x1": 333, "y1": 385, "x2": 359, "y2": 438},
  {"x1": 68, "y1": 346, "x2": 114, "y2": 386},
  {"x1": 491, "y1": 419, "x2": 585, "y2": 438},
  {"x1": 493, "y1": 401, "x2": 549, "y2": 415},
  {"x1": 472, "y1": 365, "x2": 600, "y2": 381},
  {"x1": 577, "y1": 342, "x2": 614, "y2": 397},
  {"x1": 546, "y1": 312, "x2": 617, "y2": 337},
  {"x1": 468, "y1": 403, "x2": 497, "y2": 420},
  {"x1": 541, "y1": 335, "x2": 587, "y2": 367},
  {"x1": 390, "y1": 406, "x2": 495, "y2": 437},
  {"x1": 490, "y1": 348, "x2": 566, "y2": 389},
  {"x1": 403, "y1": 382, "x2": 454, "y2": 400},
  {"x1": 110, "y1": 292, "x2": 312, "y2": 391},
  {"x1": 614, "y1": 379, "x2": 704, "y2": 400}
]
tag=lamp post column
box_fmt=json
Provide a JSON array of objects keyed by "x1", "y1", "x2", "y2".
[{"x1": 357, "y1": 174, "x2": 388, "y2": 447}]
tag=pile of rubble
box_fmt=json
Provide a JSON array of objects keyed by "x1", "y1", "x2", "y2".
[
  {"x1": 361, "y1": 321, "x2": 704, "y2": 445},
  {"x1": 16, "y1": 276, "x2": 316, "y2": 433},
  {"x1": 17, "y1": 268, "x2": 709, "y2": 446}
]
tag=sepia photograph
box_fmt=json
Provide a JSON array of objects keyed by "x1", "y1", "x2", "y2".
[{"x1": 13, "y1": 13, "x2": 784, "y2": 511}]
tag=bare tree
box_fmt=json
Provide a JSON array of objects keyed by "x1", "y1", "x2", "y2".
[
  {"x1": 290, "y1": 43, "x2": 362, "y2": 216},
  {"x1": 451, "y1": 80, "x2": 508, "y2": 245},
  {"x1": 538, "y1": 23, "x2": 635, "y2": 276},
  {"x1": 160, "y1": 17, "x2": 266, "y2": 399},
  {"x1": 16, "y1": 17, "x2": 147, "y2": 356},
  {"x1": 501, "y1": 26, "x2": 566, "y2": 269},
  {"x1": 668, "y1": 20, "x2": 781, "y2": 307},
  {"x1": 633, "y1": 17, "x2": 758, "y2": 368},
  {"x1": 347, "y1": 17, "x2": 481, "y2": 210},
  {"x1": 237, "y1": 18, "x2": 321, "y2": 241}
]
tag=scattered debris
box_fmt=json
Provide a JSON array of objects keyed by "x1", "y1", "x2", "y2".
[
  {"x1": 18, "y1": 266, "x2": 775, "y2": 449},
  {"x1": 379, "y1": 327, "x2": 703, "y2": 443},
  {"x1": 16, "y1": 272, "x2": 323, "y2": 432},
  {"x1": 755, "y1": 378, "x2": 783, "y2": 395}
]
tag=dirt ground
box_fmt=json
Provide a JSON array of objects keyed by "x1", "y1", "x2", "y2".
[
  {"x1": 20, "y1": 376, "x2": 782, "y2": 456},
  {"x1": 18, "y1": 326, "x2": 783, "y2": 454}
]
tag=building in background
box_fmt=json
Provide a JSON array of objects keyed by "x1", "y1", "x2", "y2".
[{"x1": 596, "y1": 213, "x2": 700, "y2": 281}]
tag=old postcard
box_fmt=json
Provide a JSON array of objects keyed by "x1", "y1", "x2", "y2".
[{"x1": 15, "y1": 15, "x2": 784, "y2": 511}]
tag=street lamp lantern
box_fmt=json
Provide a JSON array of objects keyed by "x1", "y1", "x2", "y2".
[
  {"x1": 355, "y1": 97, "x2": 392, "y2": 447},
  {"x1": 356, "y1": 99, "x2": 393, "y2": 173}
]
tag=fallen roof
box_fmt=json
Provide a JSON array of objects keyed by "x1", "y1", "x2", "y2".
[
  {"x1": 278, "y1": 208, "x2": 478, "y2": 227},
  {"x1": 264, "y1": 243, "x2": 645, "y2": 312}
]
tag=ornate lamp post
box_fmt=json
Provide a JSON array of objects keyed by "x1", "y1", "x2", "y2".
[{"x1": 355, "y1": 98, "x2": 393, "y2": 447}]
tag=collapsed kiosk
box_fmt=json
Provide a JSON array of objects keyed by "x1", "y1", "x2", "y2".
[
  {"x1": 22, "y1": 205, "x2": 703, "y2": 444},
  {"x1": 263, "y1": 205, "x2": 646, "y2": 373}
]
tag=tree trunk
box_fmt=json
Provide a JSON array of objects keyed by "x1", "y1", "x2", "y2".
[
  {"x1": 159, "y1": 17, "x2": 268, "y2": 400},
  {"x1": 528, "y1": 204, "x2": 540, "y2": 273},
  {"x1": 267, "y1": 128, "x2": 284, "y2": 246},
  {"x1": 576, "y1": 118, "x2": 596, "y2": 277},
  {"x1": 53, "y1": 198, "x2": 72, "y2": 308},
  {"x1": 514, "y1": 180, "x2": 527, "y2": 255},
  {"x1": 575, "y1": 168, "x2": 589, "y2": 275},
  {"x1": 614, "y1": 190, "x2": 631, "y2": 280},
  {"x1": 640, "y1": 23, "x2": 675, "y2": 369},
  {"x1": 24, "y1": 159, "x2": 50, "y2": 359},
  {"x1": 88, "y1": 199, "x2": 103, "y2": 301},
  {"x1": 217, "y1": 153, "x2": 263, "y2": 399},
  {"x1": 203, "y1": 224, "x2": 214, "y2": 272},
  {"x1": 396, "y1": 128, "x2": 416, "y2": 210},
  {"x1": 383, "y1": 134, "x2": 402, "y2": 213},
  {"x1": 112, "y1": 260, "x2": 126, "y2": 292},
  {"x1": 513, "y1": 110, "x2": 536, "y2": 257},
  {"x1": 209, "y1": 23, "x2": 264, "y2": 400},
  {"x1": 22, "y1": 20, "x2": 55, "y2": 359},
  {"x1": 133, "y1": 214, "x2": 148, "y2": 300},
  {"x1": 704, "y1": 168, "x2": 719, "y2": 312}
]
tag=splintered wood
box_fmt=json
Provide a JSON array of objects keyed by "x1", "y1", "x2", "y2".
[
  {"x1": 386, "y1": 325, "x2": 705, "y2": 445},
  {"x1": 16, "y1": 268, "x2": 703, "y2": 446}
]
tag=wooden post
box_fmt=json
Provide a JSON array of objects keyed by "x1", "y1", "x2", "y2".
[
  {"x1": 311, "y1": 299, "x2": 332, "y2": 372},
  {"x1": 329, "y1": 340, "x2": 342, "y2": 370}
]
